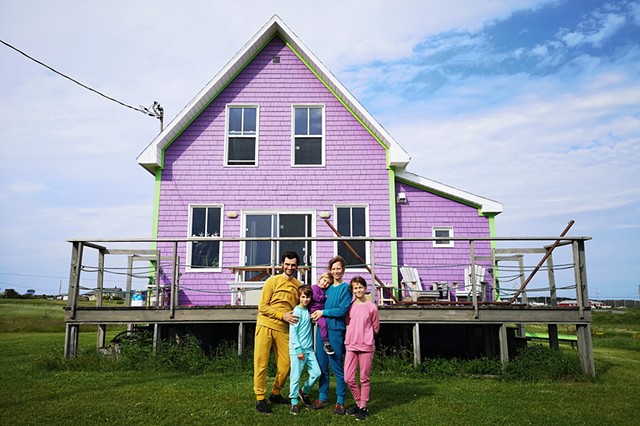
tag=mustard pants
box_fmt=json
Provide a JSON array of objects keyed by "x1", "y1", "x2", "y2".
[{"x1": 253, "y1": 325, "x2": 290, "y2": 400}]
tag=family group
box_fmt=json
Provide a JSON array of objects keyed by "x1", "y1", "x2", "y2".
[{"x1": 253, "y1": 252, "x2": 380, "y2": 421}]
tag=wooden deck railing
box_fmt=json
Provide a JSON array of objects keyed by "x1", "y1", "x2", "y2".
[{"x1": 66, "y1": 234, "x2": 592, "y2": 317}]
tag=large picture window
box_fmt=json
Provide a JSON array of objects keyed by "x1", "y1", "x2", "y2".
[
  {"x1": 336, "y1": 206, "x2": 367, "y2": 268},
  {"x1": 293, "y1": 106, "x2": 324, "y2": 166},
  {"x1": 189, "y1": 206, "x2": 222, "y2": 270},
  {"x1": 226, "y1": 106, "x2": 257, "y2": 166}
]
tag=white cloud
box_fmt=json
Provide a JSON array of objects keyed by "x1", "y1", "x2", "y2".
[{"x1": 560, "y1": 11, "x2": 626, "y2": 48}]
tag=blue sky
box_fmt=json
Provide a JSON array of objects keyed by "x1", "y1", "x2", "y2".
[{"x1": 1, "y1": 0, "x2": 638, "y2": 301}]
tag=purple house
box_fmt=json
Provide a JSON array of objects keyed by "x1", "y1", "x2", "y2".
[{"x1": 137, "y1": 16, "x2": 502, "y2": 306}]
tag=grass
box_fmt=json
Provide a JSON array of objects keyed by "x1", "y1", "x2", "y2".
[{"x1": 1, "y1": 300, "x2": 639, "y2": 425}]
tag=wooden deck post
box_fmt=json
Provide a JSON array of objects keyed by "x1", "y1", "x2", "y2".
[
  {"x1": 153, "y1": 323, "x2": 161, "y2": 352},
  {"x1": 516, "y1": 255, "x2": 526, "y2": 337},
  {"x1": 238, "y1": 322, "x2": 245, "y2": 356},
  {"x1": 413, "y1": 322, "x2": 421, "y2": 366},
  {"x1": 469, "y1": 241, "x2": 479, "y2": 318},
  {"x1": 576, "y1": 323, "x2": 595, "y2": 377},
  {"x1": 498, "y1": 323, "x2": 509, "y2": 367},
  {"x1": 97, "y1": 249, "x2": 105, "y2": 306},
  {"x1": 67, "y1": 241, "x2": 83, "y2": 320},
  {"x1": 170, "y1": 242, "x2": 178, "y2": 319},
  {"x1": 64, "y1": 323, "x2": 79, "y2": 358},
  {"x1": 97, "y1": 324, "x2": 107, "y2": 349}
]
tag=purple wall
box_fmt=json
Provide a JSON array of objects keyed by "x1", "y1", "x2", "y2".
[
  {"x1": 395, "y1": 182, "x2": 494, "y2": 300},
  {"x1": 153, "y1": 36, "x2": 495, "y2": 306},
  {"x1": 156, "y1": 37, "x2": 391, "y2": 305}
]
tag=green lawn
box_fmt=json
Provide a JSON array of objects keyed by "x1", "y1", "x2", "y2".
[{"x1": 1, "y1": 300, "x2": 639, "y2": 425}]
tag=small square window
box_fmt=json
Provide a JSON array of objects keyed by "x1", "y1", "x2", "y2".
[{"x1": 432, "y1": 227, "x2": 454, "y2": 248}]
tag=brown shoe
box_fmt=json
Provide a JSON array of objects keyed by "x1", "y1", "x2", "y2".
[
  {"x1": 313, "y1": 399, "x2": 328, "y2": 409},
  {"x1": 334, "y1": 403, "x2": 345, "y2": 415}
]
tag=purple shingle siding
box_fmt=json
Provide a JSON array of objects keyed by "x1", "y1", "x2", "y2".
[
  {"x1": 157, "y1": 37, "x2": 391, "y2": 305},
  {"x1": 153, "y1": 36, "x2": 495, "y2": 306},
  {"x1": 396, "y1": 182, "x2": 493, "y2": 299}
]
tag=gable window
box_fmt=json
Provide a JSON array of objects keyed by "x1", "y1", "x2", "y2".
[
  {"x1": 293, "y1": 105, "x2": 324, "y2": 166},
  {"x1": 226, "y1": 105, "x2": 257, "y2": 166},
  {"x1": 336, "y1": 206, "x2": 368, "y2": 268},
  {"x1": 189, "y1": 206, "x2": 222, "y2": 270},
  {"x1": 432, "y1": 226, "x2": 454, "y2": 248}
]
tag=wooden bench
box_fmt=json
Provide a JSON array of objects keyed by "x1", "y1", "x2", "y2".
[{"x1": 525, "y1": 331, "x2": 578, "y2": 348}]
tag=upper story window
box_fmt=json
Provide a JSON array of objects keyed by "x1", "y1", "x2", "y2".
[
  {"x1": 432, "y1": 226, "x2": 454, "y2": 248},
  {"x1": 336, "y1": 206, "x2": 368, "y2": 268},
  {"x1": 188, "y1": 206, "x2": 222, "y2": 271},
  {"x1": 293, "y1": 105, "x2": 324, "y2": 166},
  {"x1": 226, "y1": 105, "x2": 258, "y2": 166}
]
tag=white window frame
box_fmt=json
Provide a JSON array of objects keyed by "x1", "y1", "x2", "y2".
[
  {"x1": 187, "y1": 204, "x2": 224, "y2": 272},
  {"x1": 292, "y1": 104, "x2": 325, "y2": 167},
  {"x1": 225, "y1": 104, "x2": 259, "y2": 167},
  {"x1": 240, "y1": 209, "x2": 317, "y2": 284},
  {"x1": 334, "y1": 204, "x2": 369, "y2": 270},
  {"x1": 432, "y1": 226, "x2": 454, "y2": 248}
]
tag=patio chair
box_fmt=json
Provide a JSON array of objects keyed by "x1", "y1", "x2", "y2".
[
  {"x1": 461, "y1": 265, "x2": 486, "y2": 301},
  {"x1": 399, "y1": 266, "x2": 440, "y2": 302}
]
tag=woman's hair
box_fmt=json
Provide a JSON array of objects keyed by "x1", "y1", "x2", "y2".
[
  {"x1": 319, "y1": 272, "x2": 334, "y2": 283},
  {"x1": 350, "y1": 276, "x2": 367, "y2": 289},
  {"x1": 327, "y1": 255, "x2": 346, "y2": 270},
  {"x1": 298, "y1": 285, "x2": 312, "y2": 297}
]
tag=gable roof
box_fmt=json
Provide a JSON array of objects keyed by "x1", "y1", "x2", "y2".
[
  {"x1": 137, "y1": 15, "x2": 411, "y2": 174},
  {"x1": 396, "y1": 169, "x2": 503, "y2": 214}
]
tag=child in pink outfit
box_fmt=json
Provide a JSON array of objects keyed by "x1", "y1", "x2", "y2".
[{"x1": 344, "y1": 276, "x2": 379, "y2": 421}]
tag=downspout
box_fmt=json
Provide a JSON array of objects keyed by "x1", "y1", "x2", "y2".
[{"x1": 388, "y1": 166, "x2": 399, "y2": 291}]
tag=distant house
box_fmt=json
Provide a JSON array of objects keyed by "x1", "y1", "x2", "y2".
[{"x1": 137, "y1": 16, "x2": 502, "y2": 306}]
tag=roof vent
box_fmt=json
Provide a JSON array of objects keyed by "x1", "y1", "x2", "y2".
[{"x1": 272, "y1": 56, "x2": 281, "y2": 64}]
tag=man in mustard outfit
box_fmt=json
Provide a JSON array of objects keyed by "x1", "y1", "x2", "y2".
[{"x1": 254, "y1": 251, "x2": 302, "y2": 415}]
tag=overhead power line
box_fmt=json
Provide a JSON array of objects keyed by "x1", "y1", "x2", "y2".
[{"x1": 0, "y1": 38, "x2": 163, "y2": 127}]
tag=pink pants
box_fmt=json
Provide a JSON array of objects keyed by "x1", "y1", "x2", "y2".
[{"x1": 344, "y1": 350, "x2": 374, "y2": 408}]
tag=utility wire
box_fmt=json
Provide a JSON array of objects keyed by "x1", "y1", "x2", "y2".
[{"x1": 0, "y1": 38, "x2": 163, "y2": 120}]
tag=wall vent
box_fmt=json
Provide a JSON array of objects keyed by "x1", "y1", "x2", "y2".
[{"x1": 272, "y1": 56, "x2": 281, "y2": 64}]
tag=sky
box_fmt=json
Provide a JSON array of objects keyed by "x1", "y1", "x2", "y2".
[{"x1": 0, "y1": 0, "x2": 638, "y2": 301}]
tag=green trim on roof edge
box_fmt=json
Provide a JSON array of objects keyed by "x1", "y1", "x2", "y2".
[
  {"x1": 396, "y1": 176, "x2": 488, "y2": 213},
  {"x1": 157, "y1": 34, "x2": 279, "y2": 169},
  {"x1": 286, "y1": 41, "x2": 390, "y2": 153},
  {"x1": 151, "y1": 168, "x2": 162, "y2": 245}
]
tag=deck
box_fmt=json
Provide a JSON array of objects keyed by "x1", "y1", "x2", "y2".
[{"x1": 63, "y1": 234, "x2": 595, "y2": 377}]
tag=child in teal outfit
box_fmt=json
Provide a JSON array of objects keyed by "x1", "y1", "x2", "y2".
[{"x1": 288, "y1": 285, "x2": 321, "y2": 415}]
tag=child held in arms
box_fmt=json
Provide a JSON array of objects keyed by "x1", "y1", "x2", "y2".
[{"x1": 310, "y1": 272, "x2": 336, "y2": 355}]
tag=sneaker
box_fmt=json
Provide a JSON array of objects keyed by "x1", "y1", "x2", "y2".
[
  {"x1": 290, "y1": 404, "x2": 301, "y2": 415},
  {"x1": 299, "y1": 389, "x2": 313, "y2": 407},
  {"x1": 334, "y1": 403, "x2": 345, "y2": 415},
  {"x1": 323, "y1": 341, "x2": 335, "y2": 355},
  {"x1": 346, "y1": 405, "x2": 360, "y2": 416},
  {"x1": 268, "y1": 393, "x2": 290, "y2": 405},
  {"x1": 313, "y1": 399, "x2": 328, "y2": 410},
  {"x1": 355, "y1": 407, "x2": 369, "y2": 421},
  {"x1": 255, "y1": 399, "x2": 272, "y2": 415}
]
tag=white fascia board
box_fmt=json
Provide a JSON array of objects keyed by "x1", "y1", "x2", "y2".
[{"x1": 396, "y1": 169, "x2": 503, "y2": 214}]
